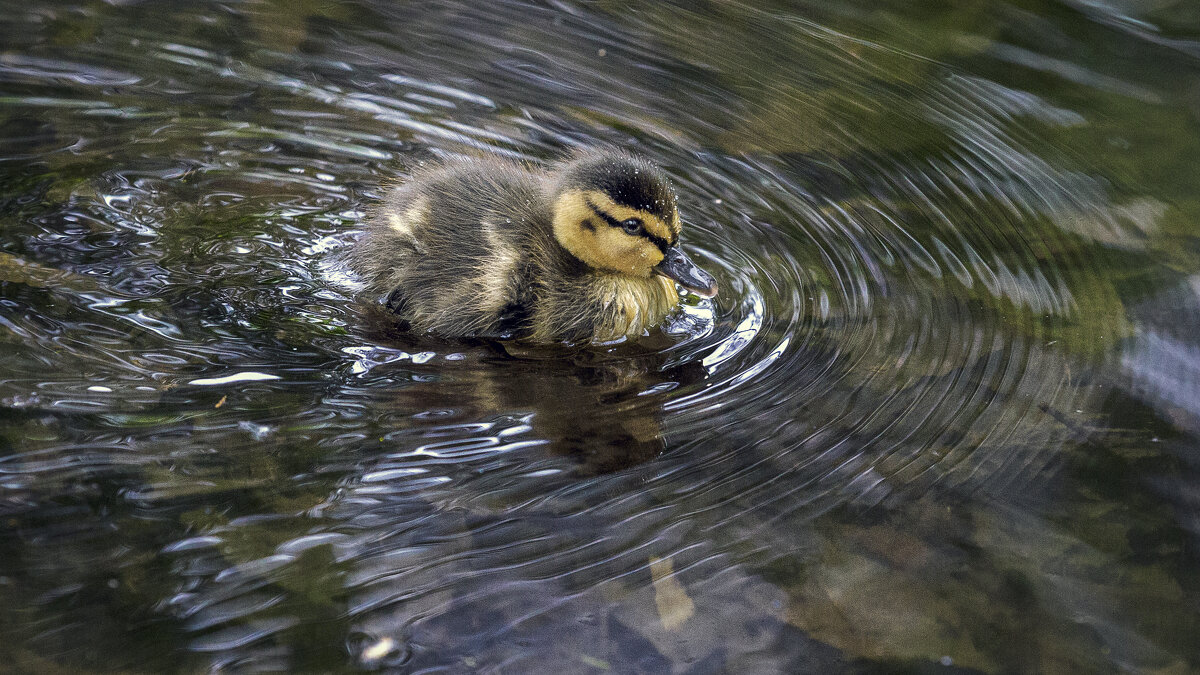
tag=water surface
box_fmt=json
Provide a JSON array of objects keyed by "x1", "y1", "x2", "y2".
[{"x1": 2, "y1": 0, "x2": 1200, "y2": 672}]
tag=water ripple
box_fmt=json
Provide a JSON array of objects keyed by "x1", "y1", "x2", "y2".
[{"x1": 2, "y1": 0, "x2": 1195, "y2": 672}]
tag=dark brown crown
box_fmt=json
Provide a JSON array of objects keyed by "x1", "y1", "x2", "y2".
[{"x1": 558, "y1": 152, "x2": 677, "y2": 222}]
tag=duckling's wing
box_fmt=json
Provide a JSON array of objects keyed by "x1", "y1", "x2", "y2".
[{"x1": 351, "y1": 158, "x2": 550, "y2": 338}]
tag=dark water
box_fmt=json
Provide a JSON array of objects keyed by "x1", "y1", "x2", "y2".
[{"x1": 3, "y1": 0, "x2": 1200, "y2": 672}]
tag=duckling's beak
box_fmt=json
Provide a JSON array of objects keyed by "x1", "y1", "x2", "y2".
[{"x1": 654, "y1": 246, "x2": 718, "y2": 299}]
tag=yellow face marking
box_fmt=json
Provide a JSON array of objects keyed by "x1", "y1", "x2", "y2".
[
  {"x1": 581, "y1": 190, "x2": 675, "y2": 244},
  {"x1": 552, "y1": 190, "x2": 668, "y2": 276}
]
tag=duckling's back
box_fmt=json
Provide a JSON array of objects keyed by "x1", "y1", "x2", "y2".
[{"x1": 347, "y1": 157, "x2": 556, "y2": 338}]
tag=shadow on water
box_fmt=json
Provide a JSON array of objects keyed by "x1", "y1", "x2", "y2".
[{"x1": 2, "y1": 0, "x2": 1200, "y2": 672}]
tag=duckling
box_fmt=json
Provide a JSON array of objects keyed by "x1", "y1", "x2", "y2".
[{"x1": 346, "y1": 149, "x2": 717, "y2": 343}]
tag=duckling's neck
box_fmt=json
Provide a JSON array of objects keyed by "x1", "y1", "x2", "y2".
[{"x1": 527, "y1": 264, "x2": 677, "y2": 342}]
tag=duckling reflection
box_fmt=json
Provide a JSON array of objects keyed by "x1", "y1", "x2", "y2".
[
  {"x1": 346, "y1": 149, "x2": 717, "y2": 343},
  {"x1": 359, "y1": 313, "x2": 706, "y2": 475}
]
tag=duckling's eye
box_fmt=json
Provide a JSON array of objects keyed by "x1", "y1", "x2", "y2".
[{"x1": 621, "y1": 218, "x2": 643, "y2": 235}]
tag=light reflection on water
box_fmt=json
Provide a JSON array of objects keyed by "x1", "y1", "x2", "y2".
[{"x1": 1, "y1": 0, "x2": 1200, "y2": 672}]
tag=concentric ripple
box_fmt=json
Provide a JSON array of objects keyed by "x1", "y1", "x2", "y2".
[{"x1": 2, "y1": 0, "x2": 1199, "y2": 672}]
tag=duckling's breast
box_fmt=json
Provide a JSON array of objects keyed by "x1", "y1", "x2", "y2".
[{"x1": 593, "y1": 274, "x2": 680, "y2": 341}]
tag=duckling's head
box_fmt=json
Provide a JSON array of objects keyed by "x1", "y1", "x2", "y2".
[{"x1": 550, "y1": 152, "x2": 718, "y2": 298}]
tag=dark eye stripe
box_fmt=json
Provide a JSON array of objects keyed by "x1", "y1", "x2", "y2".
[
  {"x1": 643, "y1": 231, "x2": 671, "y2": 253},
  {"x1": 585, "y1": 198, "x2": 672, "y2": 253}
]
